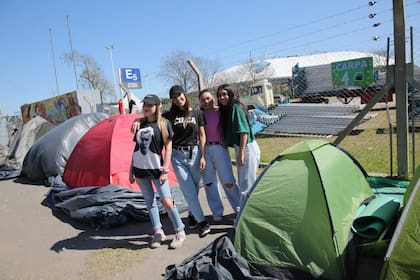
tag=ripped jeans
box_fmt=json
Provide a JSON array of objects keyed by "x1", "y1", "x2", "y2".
[{"x1": 202, "y1": 144, "x2": 241, "y2": 216}]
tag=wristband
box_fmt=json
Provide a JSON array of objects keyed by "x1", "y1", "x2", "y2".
[{"x1": 160, "y1": 166, "x2": 170, "y2": 174}]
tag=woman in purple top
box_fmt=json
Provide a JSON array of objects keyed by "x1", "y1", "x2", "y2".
[{"x1": 199, "y1": 89, "x2": 241, "y2": 222}]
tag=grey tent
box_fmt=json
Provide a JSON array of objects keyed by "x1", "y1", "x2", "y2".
[
  {"x1": 21, "y1": 113, "x2": 108, "y2": 180},
  {"x1": 0, "y1": 116, "x2": 54, "y2": 180},
  {"x1": 8, "y1": 116, "x2": 54, "y2": 166}
]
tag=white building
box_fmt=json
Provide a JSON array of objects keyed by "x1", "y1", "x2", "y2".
[{"x1": 215, "y1": 51, "x2": 388, "y2": 83}]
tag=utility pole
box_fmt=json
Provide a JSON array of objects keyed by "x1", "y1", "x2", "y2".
[
  {"x1": 105, "y1": 45, "x2": 119, "y2": 102},
  {"x1": 66, "y1": 15, "x2": 79, "y2": 90},
  {"x1": 49, "y1": 28, "x2": 60, "y2": 95},
  {"x1": 393, "y1": 0, "x2": 409, "y2": 178},
  {"x1": 187, "y1": 59, "x2": 204, "y2": 92}
]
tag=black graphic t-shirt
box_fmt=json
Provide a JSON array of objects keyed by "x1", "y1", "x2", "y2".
[
  {"x1": 132, "y1": 118, "x2": 173, "y2": 179},
  {"x1": 163, "y1": 109, "x2": 206, "y2": 147}
]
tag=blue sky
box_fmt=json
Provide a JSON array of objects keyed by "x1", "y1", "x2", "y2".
[{"x1": 1, "y1": 0, "x2": 419, "y2": 115}]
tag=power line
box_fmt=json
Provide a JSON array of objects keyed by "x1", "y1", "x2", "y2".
[
  {"x1": 216, "y1": 8, "x2": 420, "y2": 69},
  {"x1": 203, "y1": 3, "x2": 370, "y2": 57},
  {"x1": 203, "y1": 0, "x2": 420, "y2": 58},
  {"x1": 205, "y1": 1, "x2": 419, "y2": 64},
  {"x1": 145, "y1": 2, "x2": 420, "y2": 87},
  {"x1": 211, "y1": 17, "x2": 389, "y2": 67},
  {"x1": 216, "y1": 20, "x2": 388, "y2": 69}
]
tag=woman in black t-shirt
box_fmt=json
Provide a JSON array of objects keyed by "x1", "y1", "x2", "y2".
[
  {"x1": 163, "y1": 85, "x2": 210, "y2": 237},
  {"x1": 132, "y1": 86, "x2": 210, "y2": 237}
]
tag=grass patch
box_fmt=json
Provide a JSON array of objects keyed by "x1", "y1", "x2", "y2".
[{"x1": 231, "y1": 109, "x2": 420, "y2": 178}]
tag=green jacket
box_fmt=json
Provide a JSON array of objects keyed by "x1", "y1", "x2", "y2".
[{"x1": 225, "y1": 104, "x2": 255, "y2": 147}]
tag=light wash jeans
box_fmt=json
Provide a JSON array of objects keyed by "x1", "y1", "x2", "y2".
[
  {"x1": 234, "y1": 140, "x2": 261, "y2": 205},
  {"x1": 202, "y1": 144, "x2": 241, "y2": 216},
  {"x1": 171, "y1": 146, "x2": 206, "y2": 223},
  {"x1": 136, "y1": 178, "x2": 185, "y2": 232}
]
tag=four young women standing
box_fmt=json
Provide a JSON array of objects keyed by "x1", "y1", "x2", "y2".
[{"x1": 130, "y1": 84, "x2": 260, "y2": 249}]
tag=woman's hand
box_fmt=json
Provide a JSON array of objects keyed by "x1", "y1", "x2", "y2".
[
  {"x1": 129, "y1": 170, "x2": 135, "y2": 184},
  {"x1": 237, "y1": 151, "x2": 245, "y2": 166},
  {"x1": 159, "y1": 173, "x2": 168, "y2": 184},
  {"x1": 199, "y1": 157, "x2": 206, "y2": 171},
  {"x1": 131, "y1": 121, "x2": 141, "y2": 133}
]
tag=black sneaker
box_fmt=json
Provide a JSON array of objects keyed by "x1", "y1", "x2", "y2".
[
  {"x1": 188, "y1": 215, "x2": 198, "y2": 229},
  {"x1": 198, "y1": 220, "x2": 210, "y2": 237}
]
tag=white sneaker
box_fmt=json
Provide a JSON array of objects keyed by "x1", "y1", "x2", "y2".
[
  {"x1": 150, "y1": 231, "x2": 166, "y2": 249},
  {"x1": 169, "y1": 230, "x2": 186, "y2": 249}
]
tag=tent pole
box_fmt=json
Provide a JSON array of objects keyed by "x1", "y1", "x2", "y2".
[
  {"x1": 310, "y1": 152, "x2": 346, "y2": 277},
  {"x1": 334, "y1": 87, "x2": 387, "y2": 145},
  {"x1": 385, "y1": 37, "x2": 393, "y2": 177},
  {"x1": 410, "y1": 26, "x2": 415, "y2": 175},
  {"x1": 384, "y1": 175, "x2": 420, "y2": 260}
]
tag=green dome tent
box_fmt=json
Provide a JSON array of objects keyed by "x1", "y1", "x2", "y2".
[
  {"x1": 234, "y1": 140, "x2": 373, "y2": 279},
  {"x1": 380, "y1": 166, "x2": 420, "y2": 280}
]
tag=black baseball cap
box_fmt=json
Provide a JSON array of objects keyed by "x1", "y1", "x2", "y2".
[
  {"x1": 142, "y1": 94, "x2": 161, "y2": 105},
  {"x1": 169, "y1": 85, "x2": 185, "y2": 98}
]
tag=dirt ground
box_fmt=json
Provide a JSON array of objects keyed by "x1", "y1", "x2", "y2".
[{"x1": 0, "y1": 179, "x2": 235, "y2": 280}]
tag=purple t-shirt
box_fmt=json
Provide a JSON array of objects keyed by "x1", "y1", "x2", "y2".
[{"x1": 203, "y1": 109, "x2": 223, "y2": 143}]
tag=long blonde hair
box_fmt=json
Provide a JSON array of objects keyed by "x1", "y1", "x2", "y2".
[{"x1": 155, "y1": 105, "x2": 169, "y2": 145}]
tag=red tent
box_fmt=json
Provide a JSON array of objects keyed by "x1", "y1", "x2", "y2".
[{"x1": 63, "y1": 114, "x2": 178, "y2": 191}]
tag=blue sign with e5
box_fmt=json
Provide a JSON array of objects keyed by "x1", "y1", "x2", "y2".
[{"x1": 120, "y1": 68, "x2": 142, "y2": 88}]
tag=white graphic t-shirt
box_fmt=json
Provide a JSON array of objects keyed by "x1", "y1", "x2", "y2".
[{"x1": 132, "y1": 119, "x2": 172, "y2": 179}]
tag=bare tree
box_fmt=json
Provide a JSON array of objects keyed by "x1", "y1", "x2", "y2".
[
  {"x1": 237, "y1": 54, "x2": 274, "y2": 96},
  {"x1": 159, "y1": 50, "x2": 221, "y2": 92},
  {"x1": 159, "y1": 50, "x2": 196, "y2": 92},
  {"x1": 63, "y1": 50, "x2": 113, "y2": 105},
  {"x1": 371, "y1": 48, "x2": 392, "y2": 72},
  {"x1": 196, "y1": 57, "x2": 221, "y2": 89}
]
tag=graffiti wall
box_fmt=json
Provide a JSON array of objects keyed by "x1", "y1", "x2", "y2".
[{"x1": 21, "y1": 91, "x2": 81, "y2": 124}]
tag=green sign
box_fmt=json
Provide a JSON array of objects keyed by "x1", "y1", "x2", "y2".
[{"x1": 331, "y1": 57, "x2": 374, "y2": 88}]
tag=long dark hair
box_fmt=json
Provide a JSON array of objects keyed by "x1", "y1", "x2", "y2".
[
  {"x1": 168, "y1": 85, "x2": 191, "y2": 127},
  {"x1": 216, "y1": 84, "x2": 251, "y2": 136}
]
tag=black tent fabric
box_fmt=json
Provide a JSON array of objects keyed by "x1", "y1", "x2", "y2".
[
  {"x1": 164, "y1": 235, "x2": 316, "y2": 280},
  {"x1": 44, "y1": 176, "x2": 189, "y2": 228},
  {"x1": 0, "y1": 160, "x2": 21, "y2": 180},
  {"x1": 21, "y1": 113, "x2": 109, "y2": 180}
]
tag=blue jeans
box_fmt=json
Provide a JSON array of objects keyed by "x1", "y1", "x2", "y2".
[
  {"x1": 234, "y1": 140, "x2": 261, "y2": 205},
  {"x1": 171, "y1": 146, "x2": 205, "y2": 223},
  {"x1": 137, "y1": 178, "x2": 185, "y2": 232},
  {"x1": 202, "y1": 144, "x2": 241, "y2": 216}
]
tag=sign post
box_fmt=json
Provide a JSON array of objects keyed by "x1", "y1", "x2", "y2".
[
  {"x1": 331, "y1": 57, "x2": 374, "y2": 88},
  {"x1": 119, "y1": 68, "x2": 142, "y2": 89},
  {"x1": 118, "y1": 68, "x2": 142, "y2": 114}
]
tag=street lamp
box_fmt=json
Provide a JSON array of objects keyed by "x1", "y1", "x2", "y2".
[{"x1": 105, "y1": 45, "x2": 119, "y2": 101}]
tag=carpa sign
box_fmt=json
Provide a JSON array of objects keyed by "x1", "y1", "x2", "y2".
[
  {"x1": 331, "y1": 57, "x2": 373, "y2": 88},
  {"x1": 120, "y1": 68, "x2": 142, "y2": 89}
]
